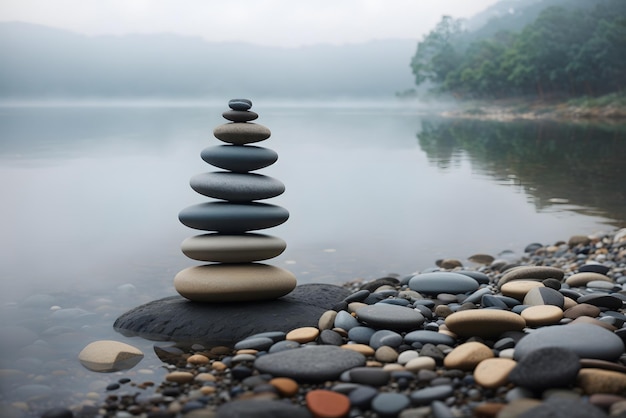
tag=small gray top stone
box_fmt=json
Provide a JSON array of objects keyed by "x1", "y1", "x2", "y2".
[{"x1": 356, "y1": 304, "x2": 425, "y2": 331}]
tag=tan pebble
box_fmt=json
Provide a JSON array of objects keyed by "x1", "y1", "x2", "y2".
[
  {"x1": 306, "y1": 389, "x2": 350, "y2": 418},
  {"x1": 366, "y1": 360, "x2": 383, "y2": 367},
  {"x1": 212, "y1": 361, "x2": 227, "y2": 371},
  {"x1": 195, "y1": 373, "x2": 216, "y2": 382},
  {"x1": 78, "y1": 340, "x2": 144, "y2": 372},
  {"x1": 186, "y1": 354, "x2": 209, "y2": 365},
  {"x1": 472, "y1": 402, "x2": 505, "y2": 417},
  {"x1": 521, "y1": 305, "x2": 563, "y2": 327},
  {"x1": 569, "y1": 316, "x2": 616, "y2": 331},
  {"x1": 286, "y1": 327, "x2": 320, "y2": 343},
  {"x1": 468, "y1": 253, "x2": 495, "y2": 265},
  {"x1": 270, "y1": 377, "x2": 299, "y2": 397},
  {"x1": 564, "y1": 303, "x2": 601, "y2": 319},
  {"x1": 375, "y1": 346, "x2": 398, "y2": 363},
  {"x1": 444, "y1": 342, "x2": 494, "y2": 371},
  {"x1": 348, "y1": 302, "x2": 368, "y2": 313},
  {"x1": 566, "y1": 272, "x2": 612, "y2": 287},
  {"x1": 501, "y1": 280, "x2": 544, "y2": 301},
  {"x1": 445, "y1": 309, "x2": 526, "y2": 338},
  {"x1": 200, "y1": 386, "x2": 216, "y2": 395},
  {"x1": 405, "y1": 356, "x2": 436, "y2": 372},
  {"x1": 497, "y1": 266, "x2": 564, "y2": 289},
  {"x1": 496, "y1": 398, "x2": 542, "y2": 418},
  {"x1": 374, "y1": 285, "x2": 396, "y2": 292},
  {"x1": 340, "y1": 344, "x2": 375, "y2": 356},
  {"x1": 236, "y1": 349, "x2": 258, "y2": 355},
  {"x1": 438, "y1": 258, "x2": 463, "y2": 269},
  {"x1": 435, "y1": 305, "x2": 453, "y2": 318},
  {"x1": 580, "y1": 359, "x2": 626, "y2": 374},
  {"x1": 382, "y1": 363, "x2": 405, "y2": 371},
  {"x1": 211, "y1": 346, "x2": 231, "y2": 356},
  {"x1": 473, "y1": 358, "x2": 517, "y2": 389},
  {"x1": 165, "y1": 371, "x2": 194, "y2": 384},
  {"x1": 167, "y1": 400, "x2": 182, "y2": 413},
  {"x1": 332, "y1": 328, "x2": 348, "y2": 337},
  {"x1": 86, "y1": 392, "x2": 100, "y2": 400},
  {"x1": 563, "y1": 296, "x2": 577, "y2": 310},
  {"x1": 568, "y1": 235, "x2": 591, "y2": 247},
  {"x1": 578, "y1": 368, "x2": 626, "y2": 394},
  {"x1": 318, "y1": 310, "x2": 337, "y2": 330}
]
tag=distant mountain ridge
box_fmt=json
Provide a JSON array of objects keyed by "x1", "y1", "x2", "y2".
[{"x1": 0, "y1": 22, "x2": 417, "y2": 99}]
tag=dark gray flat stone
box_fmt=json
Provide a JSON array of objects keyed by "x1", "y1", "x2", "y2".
[
  {"x1": 403, "y1": 330, "x2": 456, "y2": 346},
  {"x1": 222, "y1": 110, "x2": 258, "y2": 122},
  {"x1": 518, "y1": 398, "x2": 607, "y2": 418},
  {"x1": 514, "y1": 324, "x2": 625, "y2": 361},
  {"x1": 178, "y1": 202, "x2": 289, "y2": 233},
  {"x1": 409, "y1": 272, "x2": 479, "y2": 295},
  {"x1": 355, "y1": 304, "x2": 424, "y2": 331},
  {"x1": 216, "y1": 399, "x2": 311, "y2": 418},
  {"x1": 190, "y1": 172, "x2": 284, "y2": 202},
  {"x1": 254, "y1": 345, "x2": 365, "y2": 382},
  {"x1": 201, "y1": 145, "x2": 278, "y2": 173},
  {"x1": 114, "y1": 284, "x2": 350, "y2": 346}
]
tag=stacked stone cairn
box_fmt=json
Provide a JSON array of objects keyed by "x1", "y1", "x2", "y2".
[{"x1": 174, "y1": 99, "x2": 296, "y2": 302}]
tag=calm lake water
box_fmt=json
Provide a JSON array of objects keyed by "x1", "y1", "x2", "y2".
[{"x1": 0, "y1": 100, "x2": 625, "y2": 414}]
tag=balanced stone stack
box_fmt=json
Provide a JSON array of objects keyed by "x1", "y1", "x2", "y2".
[{"x1": 174, "y1": 99, "x2": 296, "y2": 302}]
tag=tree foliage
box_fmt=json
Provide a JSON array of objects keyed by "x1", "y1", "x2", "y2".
[{"x1": 411, "y1": 0, "x2": 626, "y2": 99}]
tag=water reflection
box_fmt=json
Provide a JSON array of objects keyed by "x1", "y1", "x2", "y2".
[{"x1": 417, "y1": 118, "x2": 626, "y2": 227}]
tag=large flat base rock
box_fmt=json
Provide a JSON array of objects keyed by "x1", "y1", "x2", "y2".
[{"x1": 113, "y1": 284, "x2": 350, "y2": 346}]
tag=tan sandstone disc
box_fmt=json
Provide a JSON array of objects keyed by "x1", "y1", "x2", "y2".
[
  {"x1": 444, "y1": 341, "x2": 494, "y2": 371},
  {"x1": 286, "y1": 327, "x2": 320, "y2": 343},
  {"x1": 520, "y1": 305, "x2": 563, "y2": 327},
  {"x1": 501, "y1": 280, "x2": 545, "y2": 301},
  {"x1": 474, "y1": 358, "x2": 517, "y2": 389},
  {"x1": 445, "y1": 309, "x2": 526, "y2": 338},
  {"x1": 565, "y1": 272, "x2": 613, "y2": 287},
  {"x1": 497, "y1": 266, "x2": 564, "y2": 289},
  {"x1": 578, "y1": 368, "x2": 626, "y2": 394},
  {"x1": 174, "y1": 263, "x2": 296, "y2": 302}
]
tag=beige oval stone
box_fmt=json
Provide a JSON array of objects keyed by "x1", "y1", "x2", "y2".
[
  {"x1": 195, "y1": 373, "x2": 216, "y2": 382},
  {"x1": 468, "y1": 253, "x2": 495, "y2": 265},
  {"x1": 213, "y1": 122, "x2": 271, "y2": 145},
  {"x1": 165, "y1": 371, "x2": 194, "y2": 383},
  {"x1": 78, "y1": 340, "x2": 144, "y2": 372},
  {"x1": 569, "y1": 316, "x2": 617, "y2": 331},
  {"x1": 348, "y1": 302, "x2": 368, "y2": 313},
  {"x1": 318, "y1": 310, "x2": 337, "y2": 330},
  {"x1": 187, "y1": 354, "x2": 209, "y2": 365},
  {"x1": 405, "y1": 356, "x2": 436, "y2": 372},
  {"x1": 566, "y1": 272, "x2": 612, "y2": 287},
  {"x1": 340, "y1": 344, "x2": 375, "y2": 357},
  {"x1": 375, "y1": 346, "x2": 398, "y2": 363},
  {"x1": 474, "y1": 358, "x2": 517, "y2": 388},
  {"x1": 564, "y1": 303, "x2": 602, "y2": 319},
  {"x1": 174, "y1": 263, "x2": 296, "y2": 302},
  {"x1": 521, "y1": 305, "x2": 563, "y2": 327},
  {"x1": 497, "y1": 266, "x2": 564, "y2": 289},
  {"x1": 501, "y1": 280, "x2": 545, "y2": 301},
  {"x1": 578, "y1": 368, "x2": 626, "y2": 394},
  {"x1": 286, "y1": 327, "x2": 319, "y2": 343},
  {"x1": 563, "y1": 296, "x2": 577, "y2": 310},
  {"x1": 445, "y1": 309, "x2": 526, "y2": 338},
  {"x1": 444, "y1": 342, "x2": 494, "y2": 371},
  {"x1": 181, "y1": 234, "x2": 286, "y2": 263},
  {"x1": 212, "y1": 361, "x2": 227, "y2": 371},
  {"x1": 382, "y1": 363, "x2": 405, "y2": 372},
  {"x1": 270, "y1": 377, "x2": 299, "y2": 397}
]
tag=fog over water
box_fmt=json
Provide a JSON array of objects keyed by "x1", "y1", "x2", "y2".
[{"x1": 0, "y1": 100, "x2": 623, "y2": 304}]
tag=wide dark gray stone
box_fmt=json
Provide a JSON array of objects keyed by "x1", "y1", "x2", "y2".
[
  {"x1": 356, "y1": 304, "x2": 425, "y2": 331},
  {"x1": 114, "y1": 284, "x2": 351, "y2": 346},
  {"x1": 408, "y1": 272, "x2": 480, "y2": 295},
  {"x1": 254, "y1": 345, "x2": 365, "y2": 382},
  {"x1": 178, "y1": 202, "x2": 289, "y2": 233},
  {"x1": 508, "y1": 347, "x2": 581, "y2": 391},
  {"x1": 514, "y1": 324, "x2": 625, "y2": 361},
  {"x1": 190, "y1": 172, "x2": 284, "y2": 202},
  {"x1": 201, "y1": 145, "x2": 278, "y2": 173},
  {"x1": 222, "y1": 110, "x2": 258, "y2": 122},
  {"x1": 216, "y1": 399, "x2": 311, "y2": 418}
]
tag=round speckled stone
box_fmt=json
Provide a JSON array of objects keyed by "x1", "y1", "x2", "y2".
[
  {"x1": 445, "y1": 309, "x2": 526, "y2": 338},
  {"x1": 509, "y1": 347, "x2": 580, "y2": 391},
  {"x1": 520, "y1": 305, "x2": 563, "y2": 327},
  {"x1": 190, "y1": 172, "x2": 284, "y2": 202},
  {"x1": 514, "y1": 324, "x2": 624, "y2": 361},
  {"x1": 355, "y1": 304, "x2": 424, "y2": 331},
  {"x1": 497, "y1": 266, "x2": 564, "y2": 289},
  {"x1": 474, "y1": 358, "x2": 517, "y2": 389}
]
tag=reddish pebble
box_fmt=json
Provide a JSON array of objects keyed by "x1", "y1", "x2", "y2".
[{"x1": 306, "y1": 389, "x2": 350, "y2": 418}]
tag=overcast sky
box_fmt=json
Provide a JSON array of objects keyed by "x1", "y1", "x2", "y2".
[{"x1": 0, "y1": 0, "x2": 500, "y2": 47}]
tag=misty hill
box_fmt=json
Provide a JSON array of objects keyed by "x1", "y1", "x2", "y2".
[{"x1": 0, "y1": 22, "x2": 417, "y2": 100}]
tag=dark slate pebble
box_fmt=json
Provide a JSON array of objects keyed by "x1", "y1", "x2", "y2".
[
  {"x1": 464, "y1": 287, "x2": 493, "y2": 305},
  {"x1": 518, "y1": 398, "x2": 608, "y2": 418},
  {"x1": 356, "y1": 304, "x2": 424, "y2": 331},
  {"x1": 319, "y1": 329, "x2": 343, "y2": 346},
  {"x1": 182, "y1": 401, "x2": 206, "y2": 413},
  {"x1": 348, "y1": 385, "x2": 379, "y2": 408},
  {"x1": 231, "y1": 365, "x2": 253, "y2": 380},
  {"x1": 404, "y1": 330, "x2": 456, "y2": 346},
  {"x1": 456, "y1": 270, "x2": 491, "y2": 285},
  {"x1": 345, "y1": 289, "x2": 370, "y2": 303},
  {"x1": 369, "y1": 330, "x2": 402, "y2": 349},
  {"x1": 41, "y1": 408, "x2": 74, "y2": 418},
  {"x1": 508, "y1": 347, "x2": 580, "y2": 391},
  {"x1": 106, "y1": 383, "x2": 120, "y2": 391},
  {"x1": 579, "y1": 264, "x2": 611, "y2": 275},
  {"x1": 114, "y1": 284, "x2": 350, "y2": 345},
  {"x1": 514, "y1": 324, "x2": 625, "y2": 361},
  {"x1": 216, "y1": 399, "x2": 312, "y2": 418},
  {"x1": 481, "y1": 294, "x2": 509, "y2": 309},
  {"x1": 559, "y1": 288, "x2": 583, "y2": 301},
  {"x1": 542, "y1": 278, "x2": 562, "y2": 290},
  {"x1": 268, "y1": 340, "x2": 300, "y2": 353},
  {"x1": 419, "y1": 343, "x2": 445, "y2": 365},
  {"x1": 335, "y1": 310, "x2": 360, "y2": 330},
  {"x1": 371, "y1": 393, "x2": 411, "y2": 417},
  {"x1": 228, "y1": 99, "x2": 252, "y2": 111},
  {"x1": 348, "y1": 326, "x2": 376, "y2": 344},
  {"x1": 525, "y1": 243, "x2": 543, "y2": 253},
  {"x1": 359, "y1": 277, "x2": 400, "y2": 292},
  {"x1": 222, "y1": 110, "x2": 258, "y2": 122},
  {"x1": 577, "y1": 294, "x2": 623, "y2": 310},
  {"x1": 378, "y1": 298, "x2": 410, "y2": 306},
  {"x1": 234, "y1": 337, "x2": 275, "y2": 351},
  {"x1": 349, "y1": 367, "x2": 390, "y2": 386},
  {"x1": 409, "y1": 272, "x2": 479, "y2": 295},
  {"x1": 254, "y1": 346, "x2": 365, "y2": 382},
  {"x1": 409, "y1": 385, "x2": 454, "y2": 405},
  {"x1": 201, "y1": 145, "x2": 278, "y2": 173}
]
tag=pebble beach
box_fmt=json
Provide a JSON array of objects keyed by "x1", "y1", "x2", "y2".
[{"x1": 13, "y1": 227, "x2": 622, "y2": 418}]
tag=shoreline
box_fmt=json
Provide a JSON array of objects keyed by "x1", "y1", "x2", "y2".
[{"x1": 33, "y1": 228, "x2": 626, "y2": 418}]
